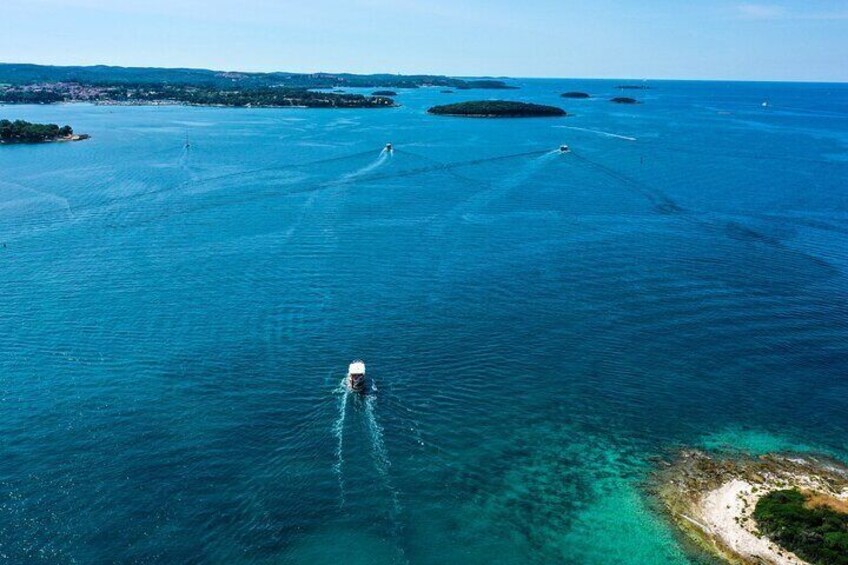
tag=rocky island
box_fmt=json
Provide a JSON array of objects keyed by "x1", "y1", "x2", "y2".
[
  {"x1": 427, "y1": 101, "x2": 566, "y2": 118},
  {"x1": 0, "y1": 119, "x2": 89, "y2": 144},
  {"x1": 657, "y1": 450, "x2": 848, "y2": 565},
  {"x1": 611, "y1": 97, "x2": 640, "y2": 104},
  {"x1": 371, "y1": 90, "x2": 398, "y2": 97},
  {"x1": 562, "y1": 91, "x2": 591, "y2": 98}
]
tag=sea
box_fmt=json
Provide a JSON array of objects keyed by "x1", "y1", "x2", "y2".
[{"x1": 1, "y1": 79, "x2": 847, "y2": 563}]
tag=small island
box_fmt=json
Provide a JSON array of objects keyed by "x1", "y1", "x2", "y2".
[
  {"x1": 611, "y1": 97, "x2": 640, "y2": 104},
  {"x1": 617, "y1": 84, "x2": 651, "y2": 90},
  {"x1": 427, "y1": 101, "x2": 566, "y2": 118},
  {"x1": 455, "y1": 80, "x2": 518, "y2": 90},
  {"x1": 562, "y1": 91, "x2": 591, "y2": 99},
  {"x1": 657, "y1": 450, "x2": 848, "y2": 565},
  {"x1": 0, "y1": 119, "x2": 89, "y2": 144},
  {"x1": 371, "y1": 90, "x2": 398, "y2": 97}
]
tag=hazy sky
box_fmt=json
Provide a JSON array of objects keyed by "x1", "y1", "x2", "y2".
[{"x1": 2, "y1": 0, "x2": 847, "y2": 81}]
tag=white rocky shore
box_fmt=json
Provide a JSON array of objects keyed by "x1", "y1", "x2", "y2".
[{"x1": 657, "y1": 450, "x2": 848, "y2": 564}]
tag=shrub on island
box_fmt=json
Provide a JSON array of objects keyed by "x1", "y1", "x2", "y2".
[
  {"x1": 0, "y1": 119, "x2": 80, "y2": 143},
  {"x1": 754, "y1": 489, "x2": 848, "y2": 565},
  {"x1": 372, "y1": 90, "x2": 398, "y2": 96}
]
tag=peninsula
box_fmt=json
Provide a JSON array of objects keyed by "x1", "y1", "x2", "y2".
[
  {"x1": 428, "y1": 101, "x2": 566, "y2": 118},
  {"x1": 657, "y1": 450, "x2": 848, "y2": 565},
  {"x1": 0, "y1": 119, "x2": 88, "y2": 144},
  {"x1": 0, "y1": 63, "x2": 517, "y2": 109}
]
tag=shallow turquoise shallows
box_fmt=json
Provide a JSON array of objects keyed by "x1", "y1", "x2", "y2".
[{"x1": 1, "y1": 80, "x2": 847, "y2": 564}]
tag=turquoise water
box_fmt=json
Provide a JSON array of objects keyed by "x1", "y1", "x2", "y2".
[{"x1": 1, "y1": 80, "x2": 847, "y2": 563}]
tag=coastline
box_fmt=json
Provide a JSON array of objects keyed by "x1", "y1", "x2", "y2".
[
  {"x1": 657, "y1": 450, "x2": 848, "y2": 564},
  {"x1": 0, "y1": 133, "x2": 89, "y2": 145}
]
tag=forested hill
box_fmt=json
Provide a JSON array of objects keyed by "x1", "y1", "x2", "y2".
[{"x1": 0, "y1": 63, "x2": 516, "y2": 90}]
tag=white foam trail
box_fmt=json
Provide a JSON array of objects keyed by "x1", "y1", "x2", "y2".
[
  {"x1": 332, "y1": 379, "x2": 349, "y2": 506},
  {"x1": 554, "y1": 125, "x2": 637, "y2": 141},
  {"x1": 364, "y1": 393, "x2": 403, "y2": 521},
  {"x1": 340, "y1": 150, "x2": 389, "y2": 182}
]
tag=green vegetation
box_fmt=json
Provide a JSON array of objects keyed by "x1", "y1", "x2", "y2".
[
  {"x1": 0, "y1": 90, "x2": 64, "y2": 104},
  {"x1": 611, "y1": 97, "x2": 639, "y2": 104},
  {"x1": 0, "y1": 84, "x2": 395, "y2": 109},
  {"x1": 0, "y1": 63, "x2": 515, "y2": 91},
  {"x1": 0, "y1": 119, "x2": 76, "y2": 143},
  {"x1": 371, "y1": 90, "x2": 397, "y2": 96},
  {"x1": 754, "y1": 489, "x2": 848, "y2": 565},
  {"x1": 118, "y1": 86, "x2": 395, "y2": 108},
  {"x1": 456, "y1": 80, "x2": 518, "y2": 90},
  {"x1": 428, "y1": 101, "x2": 566, "y2": 118},
  {"x1": 562, "y1": 91, "x2": 590, "y2": 98}
]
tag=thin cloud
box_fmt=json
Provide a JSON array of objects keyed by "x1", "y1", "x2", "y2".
[
  {"x1": 736, "y1": 4, "x2": 787, "y2": 19},
  {"x1": 736, "y1": 3, "x2": 848, "y2": 21}
]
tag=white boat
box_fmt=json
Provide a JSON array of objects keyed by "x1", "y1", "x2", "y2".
[
  {"x1": 385, "y1": 142, "x2": 393, "y2": 153},
  {"x1": 559, "y1": 144, "x2": 570, "y2": 153},
  {"x1": 348, "y1": 360, "x2": 366, "y2": 391}
]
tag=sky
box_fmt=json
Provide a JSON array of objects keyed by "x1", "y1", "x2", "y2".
[{"x1": 1, "y1": 0, "x2": 847, "y2": 81}]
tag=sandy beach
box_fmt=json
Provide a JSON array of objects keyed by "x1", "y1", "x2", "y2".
[{"x1": 658, "y1": 451, "x2": 848, "y2": 564}]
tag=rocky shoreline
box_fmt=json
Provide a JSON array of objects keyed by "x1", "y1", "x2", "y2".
[{"x1": 656, "y1": 450, "x2": 848, "y2": 564}]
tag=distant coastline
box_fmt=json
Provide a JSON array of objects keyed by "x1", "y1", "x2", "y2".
[{"x1": 0, "y1": 63, "x2": 517, "y2": 110}]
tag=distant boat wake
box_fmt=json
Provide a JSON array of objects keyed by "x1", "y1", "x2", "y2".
[{"x1": 554, "y1": 125, "x2": 637, "y2": 141}]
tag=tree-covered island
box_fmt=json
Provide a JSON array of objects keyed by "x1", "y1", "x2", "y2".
[
  {"x1": 428, "y1": 101, "x2": 566, "y2": 117},
  {"x1": 0, "y1": 119, "x2": 88, "y2": 144},
  {"x1": 562, "y1": 91, "x2": 591, "y2": 98}
]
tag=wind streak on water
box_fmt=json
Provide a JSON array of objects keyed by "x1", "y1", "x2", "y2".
[{"x1": 332, "y1": 379, "x2": 349, "y2": 506}]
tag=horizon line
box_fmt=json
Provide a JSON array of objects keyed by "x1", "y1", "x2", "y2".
[{"x1": 2, "y1": 61, "x2": 846, "y2": 85}]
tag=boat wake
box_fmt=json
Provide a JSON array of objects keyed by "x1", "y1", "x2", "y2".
[
  {"x1": 364, "y1": 391, "x2": 404, "y2": 534},
  {"x1": 340, "y1": 150, "x2": 390, "y2": 182},
  {"x1": 332, "y1": 379, "x2": 349, "y2": 505},
  {"x1": 554, "y1": 125, "x2": 637, "y2": 141}
]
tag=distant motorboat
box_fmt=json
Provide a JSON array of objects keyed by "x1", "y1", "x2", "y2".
[
  {"x1": 761, "y1": 101, "x2": 769, "y2": 108},
  {"x1": 385, "y1": 142, "x2": 393, "y2": 153},
  {"x1": 559, "y1": 144, "x2": 571, "y2": 153},
  {"x1": 348, "y1": 360, "x2": 366, "y2": 391}
]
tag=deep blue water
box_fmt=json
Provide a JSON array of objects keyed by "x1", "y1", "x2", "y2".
[{"x1": 1, "y1": 79, "x2": 847, "y2": 563}]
